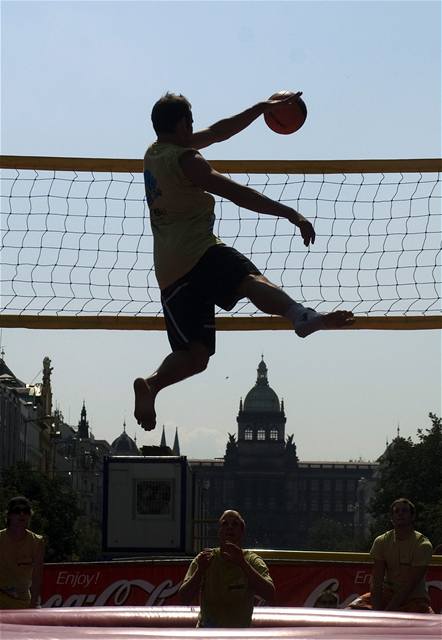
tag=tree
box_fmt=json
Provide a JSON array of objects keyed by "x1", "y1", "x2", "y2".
[
  {"x1": 304, "y1": 517, "x2": 355, "y2": 551},
  {"x1": 369, "y1": 413, "x2": 442, "y2": 545},
  {"x1": 0, "y1": 462, "x2": 80, "y2": 561},
  {"x1": 72, "y1": 517, "x2": 102, "y2": 561}
]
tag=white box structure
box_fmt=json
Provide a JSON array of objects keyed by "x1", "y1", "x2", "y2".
[{"x1": 103, "y1": 456, "x2": 192, "y2": 553}]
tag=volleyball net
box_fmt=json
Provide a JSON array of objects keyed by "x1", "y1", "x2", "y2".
[{"x1": 1, "y1": 156, "x2": 441, "y2": 331}]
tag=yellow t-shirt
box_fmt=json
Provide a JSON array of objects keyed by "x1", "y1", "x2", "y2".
[
  {"x1": 143, "y1": 142, "x2": 223, "y2": 290},
  {"x1": 181, "y1": 548, "x2": 274, "y2": 628},
  {"x1": 0, "y1": 528, "x2": 44, "y2": 608},
  {"x1": 370, "y1": 529, "x2": 433, "y2": 599}
]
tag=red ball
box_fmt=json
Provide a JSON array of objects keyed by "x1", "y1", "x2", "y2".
[{"x1": 264, "y1": 91, "x2": 308, "y2": 135}]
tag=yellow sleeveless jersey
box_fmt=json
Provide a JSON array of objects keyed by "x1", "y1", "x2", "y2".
[{"x1": 143, "y1": 142, "x2": 223, "y2": 289}]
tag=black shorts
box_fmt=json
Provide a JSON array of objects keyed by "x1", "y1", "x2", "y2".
[{"x1": 161, "y1": 245, "x2": 261, "y2": 356}]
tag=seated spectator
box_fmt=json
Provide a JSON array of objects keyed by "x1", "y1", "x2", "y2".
[{"x1": 347, "y1": 498, "x2": 433, "y2": 613}]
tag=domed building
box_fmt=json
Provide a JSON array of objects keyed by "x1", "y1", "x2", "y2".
[
  {"x1": 220, "y1": 356, "x2": 298, "y2": 546},
  {"x1": 236, "y1": 356, "x2": 287, "y2": 465},
  {"x1": 111, "y1": 422, "x2": 140, "y2": 456},
  {"x1": 191, "y1": 355, "x2": 377, "y2": 549}
]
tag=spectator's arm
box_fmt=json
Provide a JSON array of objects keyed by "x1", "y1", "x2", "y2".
[
  {"x1": 240, "y1": 559, "x2": 275, "y2": 603},
  {"x1": 178, "y1": 551, "x2": 213, "y2": 605},
  {"x1": 178, "y1": 566, "x2": 204, "y2": 604}
]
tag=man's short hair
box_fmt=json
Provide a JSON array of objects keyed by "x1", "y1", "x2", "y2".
[
  {"x1": 390, "y1": 497, "x2": 416, "y2": 517},
  {"x1": 219, "y1": 509, "x2": 245, "y2": 530},
  {"x1": 151, "y1": 93, "x2": 192, "y2": 135}
]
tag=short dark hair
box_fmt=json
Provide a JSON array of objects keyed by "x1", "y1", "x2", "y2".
[
  {"x1": 390, "y1": 497, "x2": 416, "y2": 517},
  {"x1": 151, "y1": 93, "x2": 192, "y2": 135}
]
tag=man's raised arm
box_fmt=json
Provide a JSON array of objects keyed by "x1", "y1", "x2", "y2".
[
  {"x1": 190, "y1": 92, "x2": 303, "y2": 149},
  {"x1": 180, "y1": 150, "x2": 315, "y2": 247}
]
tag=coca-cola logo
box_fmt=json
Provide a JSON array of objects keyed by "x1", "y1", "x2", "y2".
[
  {"x1": 303, "y1": 578, "x2": 360, "y2": 608},
  {"x1": 44, "y1": 578, "x2": 181, "y2": 608},
  {"x1": 302, "y1": 577, "x2": 442, "y2": 612}
]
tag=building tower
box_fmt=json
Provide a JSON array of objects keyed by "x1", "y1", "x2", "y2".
[
  {"x1": 78, "y1": 401, "x2": 89, "y2": 439},
  {"x1": 233, "y1": 355, "x2": 287, "y2": 469},
  {"x1": 111, "y1": 421, "x2": 140, "y2": 455},
  {"x1": 221, "y1": 356, "x2": 298, "y2": 547}
]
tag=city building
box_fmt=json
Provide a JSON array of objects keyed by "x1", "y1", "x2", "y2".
[
  {"x1": 52, "y1": 402, "x2": 111, "y2": 524},
  {"x1": 2, "y1": 349, "x2": 378, "y2": 551},
  {"x1": 159, "y1": 357, "x2": 378, "y2": 550},
  {"x1": 110, "y1": 422, "x2": 140, "y2": 456},
  {"x1": 0, "y1": 351, "x2": 112, "y2": 526},
  {"x1": 0, "y1": 352, "x2": 52, "y2": 473}
]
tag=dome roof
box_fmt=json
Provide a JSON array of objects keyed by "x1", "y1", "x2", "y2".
[
  {"x1": 111, "y1": 424, "x2": 139, "y2": 455},
  {"x1": 243, "y1": 358, "x2": 281, "y2": 413}
]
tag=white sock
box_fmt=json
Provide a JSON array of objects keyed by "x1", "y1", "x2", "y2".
[{"x1": 284, "y1": 302, "x2": 309, "y2": 327}]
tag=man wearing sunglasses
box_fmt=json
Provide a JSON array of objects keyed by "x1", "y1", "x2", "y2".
[{"x1": 0, "y1": 496, "x2": 45, "y2": 608}]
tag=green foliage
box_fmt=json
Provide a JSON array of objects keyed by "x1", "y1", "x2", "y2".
[
  {"x1": 369, "y1": 413, "x2": 442, "y2": 545},
  {"x1": 0, "y1": 462, "x2": 80, "y2": 561},
  {"x1": 304, "y1": 517, "x2": 355, "y2": 551},
  {"x1": 72, "y1": 517, "x2": 102, "y2": 561}
]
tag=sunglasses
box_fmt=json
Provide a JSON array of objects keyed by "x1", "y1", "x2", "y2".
[{"x1": 9, "y1": 507, "x2": 31, "y2": 515}]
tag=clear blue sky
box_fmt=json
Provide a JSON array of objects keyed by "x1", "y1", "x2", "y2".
[{"x1": 1, "y1": 1, "x2": 441, "y2": 460}]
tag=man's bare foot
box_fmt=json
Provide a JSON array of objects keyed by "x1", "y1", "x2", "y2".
[
  {"x1": 295, "y1": 309, "x2": 354, "y2": 338},
  {"x1": 133, "y1": 378, "x2": 156, "y2": 431}
]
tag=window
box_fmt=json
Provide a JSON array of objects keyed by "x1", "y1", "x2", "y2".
[
  {"x1": 346, "y1": 479, "x2": 356, "y2": 493},
  {"x1": 270, "y1": 429, "x2": 278, "y2": 440},
  {"x1": 135, "y1": 479, "x2": 173, "y2": 516},
  {"x1": 244, "y1": 429, "x2": 253, "y2": 441},
  {"x1": 257, "y1": 429, "x2": 266, "y2": 441}
]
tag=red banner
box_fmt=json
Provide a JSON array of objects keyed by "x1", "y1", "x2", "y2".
[{"x1": 41, "y1": 560, "x2": 442, "y2": 613}]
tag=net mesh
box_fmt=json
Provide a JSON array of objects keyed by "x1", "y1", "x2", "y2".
[{"x1": 1, "y1": 160, "x2": 441, "y2": 321}]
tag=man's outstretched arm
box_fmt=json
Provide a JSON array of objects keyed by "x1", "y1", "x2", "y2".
[
  {"x1": 190, "y1": 92, "x2": 303, "y2": 150},
  {"x1": 180, "y1": 150, "x2": 315, "y2": 246}
]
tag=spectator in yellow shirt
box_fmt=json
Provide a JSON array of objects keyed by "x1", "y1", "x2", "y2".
[
  {"x1": 348, "y1": 498, "x2": 433, "y2": 613},
  {"x1": 179, "y1": 509, "x2": 274, "y2": 627},
  {"x1": 0, "y1": 496, "x2": 45, "y2": 608}
]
